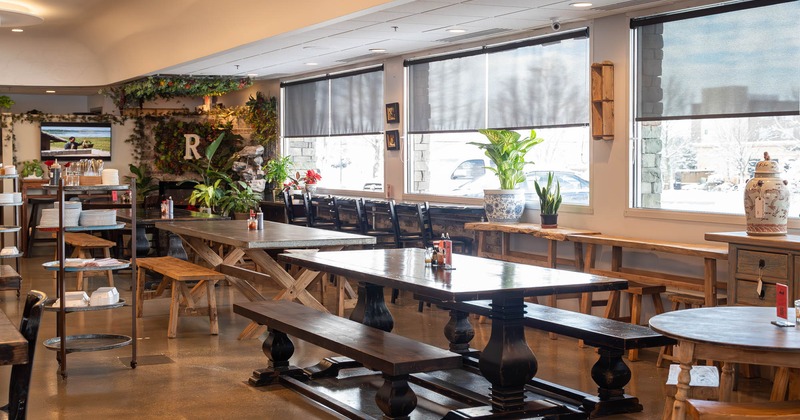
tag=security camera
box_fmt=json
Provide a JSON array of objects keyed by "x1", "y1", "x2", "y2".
[{"x1": 551, "y1": 19, "x2": 561, "y2": 31}]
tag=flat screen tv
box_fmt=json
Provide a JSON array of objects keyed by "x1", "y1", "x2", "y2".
[{"x1": 40, "y1": 122, "x2": 112, "y2": 160}]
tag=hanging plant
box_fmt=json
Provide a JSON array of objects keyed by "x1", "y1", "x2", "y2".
[
  {"x1": 0, "y1": 96, "x2": 14, "y2": 110},
  {"x1": 101, "y1": 75, "x2": 253, "y2": 109},
  {"x1": 244, "y1": 92, "x2": 278, "y2": 147},
  {"x1": 151, "y1": 118, "x2": 242, "y2": 176}
]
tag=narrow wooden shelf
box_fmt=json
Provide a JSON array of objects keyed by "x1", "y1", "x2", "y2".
[{"x1": 591, "y1": 61, "x2": 614, "y2": 141}]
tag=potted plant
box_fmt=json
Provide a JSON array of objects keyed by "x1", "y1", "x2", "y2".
[
  {"x1": 125, "y1": 163, "x2": 159, "y2": 203},
  {"x1": 469, "y1": 129, "x2": 543, "y2": 223},
  {"x1": 264, "y1": 156, "x2": 293, "y2": 199},
  {"x1": 189, "y1": 179, "x2": 224, "y2": 213},
  {"x1": 0, "y1": 96, "x2": 13, "y2": 111},
  {"x1": 534, "y1": 172, "x2": 562, "y2": 228},
  {"x1": 18, "y1": 160, "x2": 44, "y2": 178},
  {"x1": 219, "y1": 180, "x2": 262, "y2": 218},
  {"x1": 298, "y1": 169, "x2": 322, "y2": 194}
]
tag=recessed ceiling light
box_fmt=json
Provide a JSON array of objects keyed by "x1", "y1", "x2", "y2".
[
  {"x1": 305, "y1": 62, "x2": 318, "y2": 66},
  {"x1": 45, "y1": 90, "x2": 55, "y2": 93},
  {"x1": 11, "y1": 28, "x2": 22, "y2": 32},
  {"x1": 247, "y1": 73, "x2": 258, "y2": 77},
  {"x1": 447, "y1": 28, "x2": 467, "y2": 33},
  {"x1": 370, "y1": 48, "x2": 387, "y2": 53},
  {"x1": 570, "y1": 2, "x2": 593, "y2": 7}
]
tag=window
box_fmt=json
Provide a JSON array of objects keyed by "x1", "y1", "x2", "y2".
[
  {"x1": 282, "y1": 67, "x2": 384, "y2": 191},
  {"x1": 632, "y1": 0, "x2": 800, "y2": 214},
  {"x1": 406, "y1": 30, "x2": 591, "y2": 205}
]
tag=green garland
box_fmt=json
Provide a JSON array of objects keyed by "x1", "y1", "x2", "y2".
[{"x1": 102, "y1": 75, "x2": 253, "y2": 109}]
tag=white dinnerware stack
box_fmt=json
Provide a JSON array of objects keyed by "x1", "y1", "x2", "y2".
[
  {"x1": 101, "y1": 169, "x2": 119, "y2": 185},
  {"x1": 0, "y1": 192, "x2": 21, "y2": 204},
  {"x1": 79, "y1": 209, "x2": 117, "y2": 226},
  {"x1": 40, "y1": 201, "x2": 82, "y2": 227}
]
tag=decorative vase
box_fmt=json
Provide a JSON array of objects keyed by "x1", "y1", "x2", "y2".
[
  {"x1": 540, "y1": 213, "x2": 558, "y2": 229},
  {"x1": 483, "y1": 189, "x2": 525, "y2": 223},
  {"x1": 744, "y1": 152, "x2": 790, "y2": 236},
  {"x1": 304, "y1": 184, "x2": 317, "y2": 195}
]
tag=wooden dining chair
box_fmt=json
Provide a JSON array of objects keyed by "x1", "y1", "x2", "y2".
[
  {"x1": 331, "y1": 197, "x2": 363, "y2": 234},
  {"x1": 357, "y1": 199, "x2": 401, "y2": 249},
  {"x1": 281, "y1": 190, "x2": 307, "y2": 226},
  {"x1": 304, "y1": 194, "x2": 338, "y2": 230},
  {"x1": 2, "y1": 290, "x2": 46, "y2": 420},
  {"x1": 418, "y1": 201, "x2": 473, "y2": 254}
]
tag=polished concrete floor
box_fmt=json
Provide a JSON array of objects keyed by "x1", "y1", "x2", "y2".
[{"x1": 0, "y1": 248, "x2": 775, "y2": 419}]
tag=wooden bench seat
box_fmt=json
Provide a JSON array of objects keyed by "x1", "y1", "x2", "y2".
[
  {"x1": 438, "y1": 299, "x2": 675, "y2": 417},
  {"x1": 686, "y1": 399, "x2": 800, "y2": 419},
  {"x1": 136, "y1": 256, "x2": 226, "y2": 338},
  {"x1": 64, "y1": 232, "x2": 116, "y2": 290},
  {"x1": 567, "y1": 234, "x2": 728, "y2": 308},
  {"x1": 234, "y1": 299, "x2": 462, "y2": 419}
]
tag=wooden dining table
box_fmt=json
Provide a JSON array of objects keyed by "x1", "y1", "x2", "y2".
[
  {"x1": 0, "y1": 309, "x2": 27, "y2": 365},
  {"x1": 280, "y1": 247, "x2": 628, "y2": 418},
  {"x1": 649, "y1": 306, "x2": 800, "y2": 420},
  {"x1": 155, "y1": 219, "x2": 375, "y2": 338}
]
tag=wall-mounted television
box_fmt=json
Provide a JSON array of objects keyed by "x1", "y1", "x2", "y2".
[{"x1": 40, "y1": 122, "x2": 112, "y2": 160}]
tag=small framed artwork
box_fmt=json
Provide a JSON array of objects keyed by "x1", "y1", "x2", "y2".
[
  {"x1": 385, "y1": 130, "x2": 400, "y2": 150},
  {"x1": 385, "y1": 102, "x2": 400, "y2": 123}
]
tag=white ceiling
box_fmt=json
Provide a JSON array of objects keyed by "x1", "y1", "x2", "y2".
[{"x1": 0, "y1": 0, "x2": 688, "y2": 91}]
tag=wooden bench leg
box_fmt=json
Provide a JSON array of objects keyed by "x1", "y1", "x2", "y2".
[
  {"x1": 136, "y1": 267, "x2": 146, "y2": 318},
  {"x1": 375, "y1": 374, "x2": 416, "y2": 419},
  {"x1": 168, "y1": 278, "x2": 179, "y2": 338},
  {"x1": 604, "y1": 291, "x2": 620, "y2": 319},
  {"x1": 207, "y1": 280, "x2": 218, "y2": 335},
  {"x1": 628, "y1": 293, "x2": 643, "y2": 361},
  {"x1": 547, "y1": 294, "x2": 558, "y2": 340},
  {"x1": 582, "y1": 347, "x2": 642, "y2": 417},
  {"x1": 249, "y1": 328, "x2": 301, "y2": 387}
]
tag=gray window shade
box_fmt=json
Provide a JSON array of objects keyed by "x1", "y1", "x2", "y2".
[
  {"x1": 331, "y1": 70, "x2": 383, "y2": 135},
  {"x1": 283, "y1": 80, "x2": 329, "y2": 138},
  {"x1": 488, "y1": 38, "x2": 589, "y2": 128},
  {"x1": 635, "y1": 0, "x2": 800, "y2": 121},
  {"x1": 408, "y1": 54, "x2": 486, "y2": 133}
]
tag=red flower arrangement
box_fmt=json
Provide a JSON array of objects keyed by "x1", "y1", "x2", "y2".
[{"x1": 301, "y1": 169, "x2": 322, "y2": 185}]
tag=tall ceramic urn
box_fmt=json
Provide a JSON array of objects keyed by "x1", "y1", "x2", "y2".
[{"x1": 744, "y1": 152, "x2": 790, "y2": 236}]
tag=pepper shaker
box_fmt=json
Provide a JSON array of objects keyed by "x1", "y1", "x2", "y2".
[{"x1": 256, "y1": 209, "x2": 264, "y2": 230}]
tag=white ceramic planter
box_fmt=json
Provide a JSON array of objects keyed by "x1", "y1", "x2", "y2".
[
  {"x1": 744, "y1": 152, "x2": 790, "y2": 236},
  {"x1": 483, "y1": 189, "x2": 525, "y2": 223}
]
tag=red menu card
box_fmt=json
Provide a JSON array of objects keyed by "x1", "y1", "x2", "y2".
[{"x1": 777, "y1": 283, "x2": 789, "y2": 320}]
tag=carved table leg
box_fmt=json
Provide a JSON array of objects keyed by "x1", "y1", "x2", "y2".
[
  {"x1": 375, "y1": 374, "x2": 416, "y2": 420},
  {"x1": 479, "y1": 296, "x2": 536, "y2": 412},
  {"x1": 350, "y1": 282, "x2": 394, "y2": 332},
  {"x1": 671, "y1": 341, "x2": 696, "y2": 420},
  {"x1": 249, "y1": 327, "x2": 304, "y2": 386},
  {"x1": 444, "y1": 309, "x2": 475, "y2": 354},
  {"x1": 582, "y1": 347, "x2": 643, "y2": 416}
]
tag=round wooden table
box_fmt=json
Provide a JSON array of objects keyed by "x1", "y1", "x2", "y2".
[{"x1": 650, "y1": 306, "x2": 800, "y2": 420}]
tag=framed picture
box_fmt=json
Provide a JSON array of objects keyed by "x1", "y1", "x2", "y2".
[
  {"x1": 385, "y1": 102, "x2": 400, "y2": 123},
  {"x1": 385, "y1": 130, "x2": 400, "y2": 150}
]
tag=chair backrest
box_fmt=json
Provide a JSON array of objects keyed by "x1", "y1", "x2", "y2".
[
  {"x1": 281, "y1": 190, "x2": 300, "y2": 224},
  {"x1": 300, "y1": 192, "x2": 314, "y2": 227},
  {"x1": 394, "y1": 203, "x2": 426, "y2": 247},
  {"x1": 6, "y1": 290, "x2": 47, "y2": 420},
  {"x1": 360, "y1": 199, "x2": 401, "y2": 248},
  {"x1": 418, "y1": 201, "x2": 436, "y2": 248},
  {"x1": 308, "y1": 195, "x2": 337, "y2": 228}
]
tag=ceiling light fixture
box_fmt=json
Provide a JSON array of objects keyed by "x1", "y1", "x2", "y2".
[
  {"x1": 247, "y1": 73, "x2": 258, "y2": 77},
  {"x1": 11, "y1": 28, "x2": 22, "y2": 32},
  {"x1": 369, "y1": 48, "x2": 387, "y2": 53},
  {"x1": 45, "y1": 90, "x2": 55, "y2": 93},
  {"x1": 0, "y1": 2, "x2": 43, "y2": 27},
  {"x1": 569, "y1": 2, "x2": 593, "y2": 7},
  {"x1": 305, "y1": 62, "x2": 318, "y2": 66},
  {"x1": 447, "y1": 28, "x2": 467, "y2": 33}
]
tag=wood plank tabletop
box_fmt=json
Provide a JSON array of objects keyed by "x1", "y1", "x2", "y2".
[
  {"x1": 156, "y1": 219, "x2": 376, "y2": 249},
  {"x1": 706, "y1": 231, "x2": 800, "y2": 252},
  {"x1": 279, "y1": 248, "x2": 627, "y2": 302},
  {"x1": 464, "y1": 221, "x2": 600, "y2": 241},
  {"x1": 0, "y1": 309, "x2": 27, "y2": 365},
  {"x1": 650, "y1": 306, "x2": 800, "y2": 353}
]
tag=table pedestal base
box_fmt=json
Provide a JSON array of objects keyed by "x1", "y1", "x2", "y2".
[{"x1": 303, "y1": 356, "x2": 362, "y2": 379}]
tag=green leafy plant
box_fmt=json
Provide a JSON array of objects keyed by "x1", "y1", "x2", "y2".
[
  {"x1": 245, "y1": 92, "x2": 279, "y2": 147},
  {"x1": 534, "y1": 172, "x2": 562, "y2": 215},
  {"x1": 18, "y1": 159, "x2": 43, "y2": 177},
  {"x1": 101, "y1": 75, "x2": 252, "y2": 109},
  {"x1": 189, "y1": 179, "x2": 224, "y2": 211},
  {"x1": 469, "y1": 129, "x2": 543, "y2": 190},
  {"x1": 264, "y1": 156, "x2": 293, "y2": 189},
  {"x1": 218, "y1": 181, "x2": 261, "y2": 216},
  {"x1": 0, "y1": 96, "x2": 14, "y2": 110},
  {"x1": 125, "y1": 163, "x2": 159, "y2": 202}
]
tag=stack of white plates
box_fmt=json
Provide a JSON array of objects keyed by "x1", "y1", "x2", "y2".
[
  {"x1": 40, "y1": 208, "x2": 81, "y2": 227},
  {"x1": 0, "y1": 193, "x2": 21, "y2": 204},
  {"x1": 53, "y1": 201, "x2": 83, "y2": 211},
  {"x1": 79, "y1": 210, "x2": 117, "y2": 226},
  {"x1": 101, "y1": 169, "x2": 119, "y2": 185}
]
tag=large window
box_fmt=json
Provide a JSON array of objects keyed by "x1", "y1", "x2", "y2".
[
  {"x1": 632, "y1": 0, "x2": 800, "y2": 214},
  {"x1": 406, "y1": 30, "x2": 591, "y2": 205},
  {"x1": 282, "y1": 68, "x2": 384, "y2": 191}
]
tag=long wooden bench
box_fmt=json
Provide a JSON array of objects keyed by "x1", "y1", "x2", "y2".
[
  {"x1": 567, "y1": 234, "x2": 729, "y2": 308},
  {"x1": 64, "y1": 232, "x2": 116, "y2": 290},
  {"x1": 234, "y1": 300, "x2": 462, "y2": 419},
  {"x1": 136, "y1": 256, "x2": 226, "y2": 338},
  {"x1": 436, "y1": 299, "x2": 675, "y2": 418}
]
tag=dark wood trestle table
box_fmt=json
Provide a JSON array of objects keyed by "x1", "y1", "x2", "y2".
[{"x1": 279, "y1": 247, "x2": 629, "y2": 418}]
